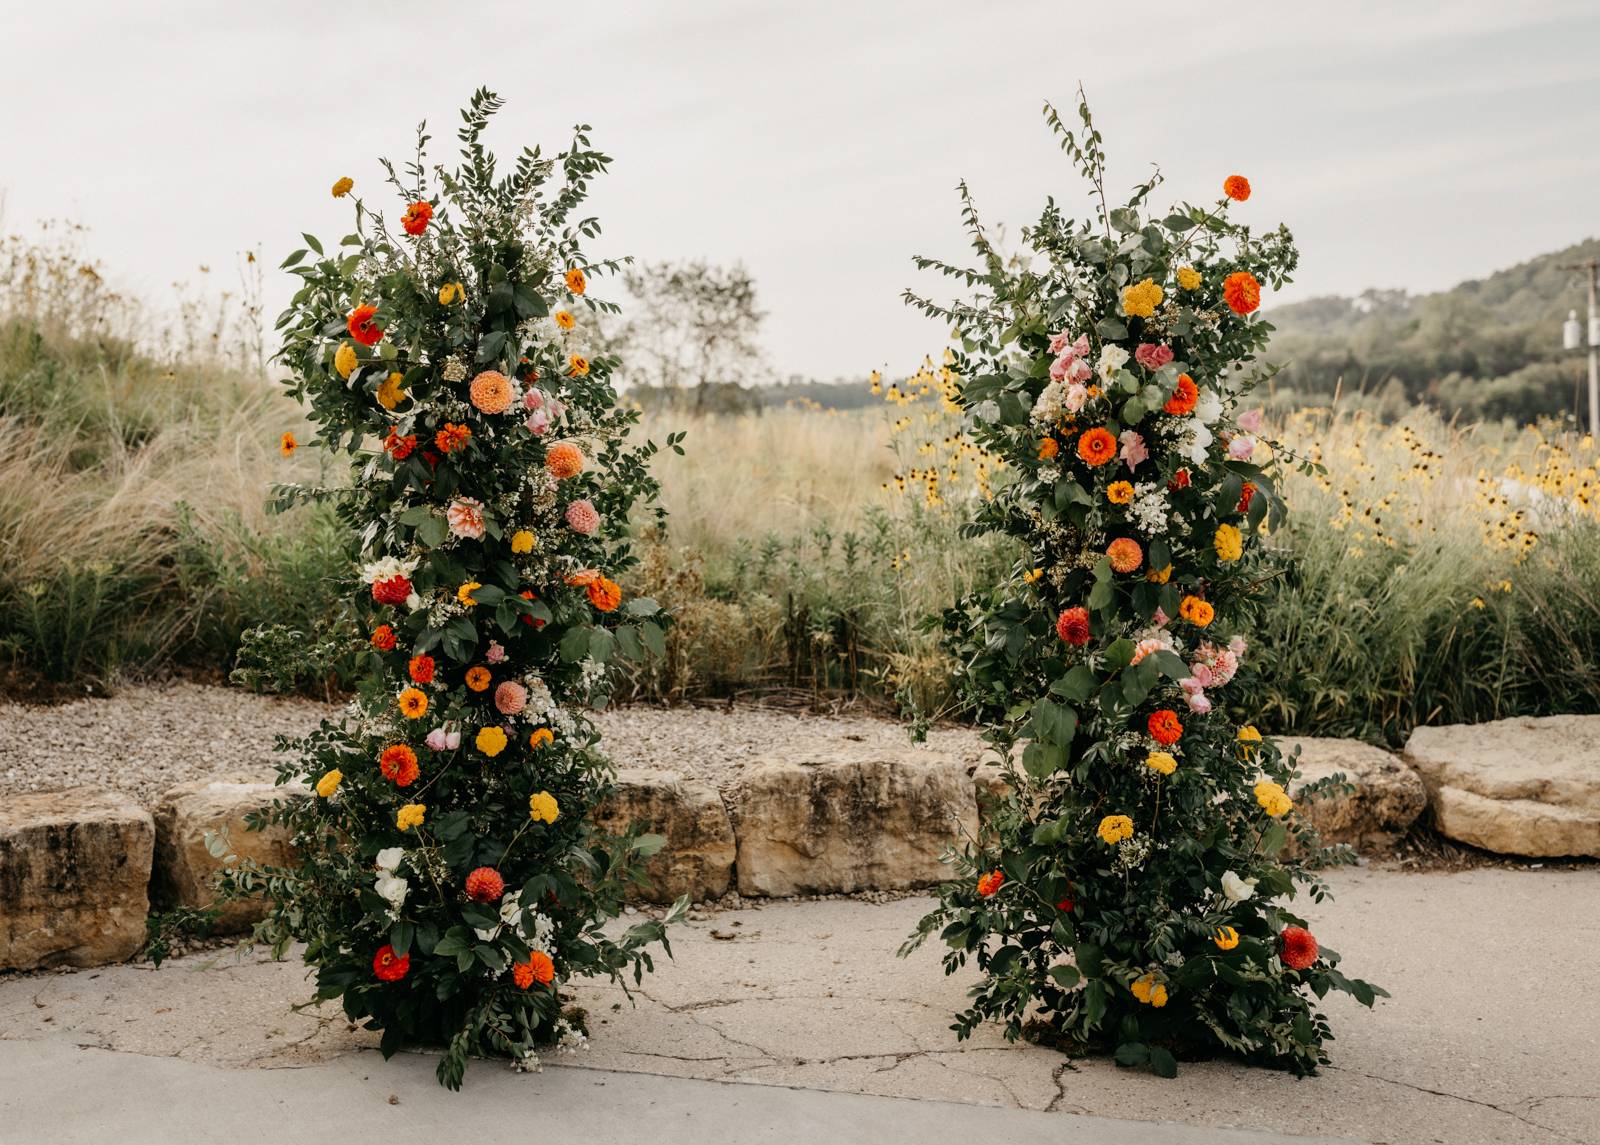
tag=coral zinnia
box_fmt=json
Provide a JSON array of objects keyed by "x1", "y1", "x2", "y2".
[
  {"x1": 1223, "y1": 174, "x2": 1251, "y2": 202},
  {"x1": 1076, "y1": 427, "x2": 1117, "y2": 466},
  {"x1": 1163, "y1": 373, "x2": 1199, "y2": 416},
  {"x1": 1280, "y1": 925, "x2": 1319, "y2": 970},
  {"x1": 976, "y1": 869, "x2": 1005, "y2": 897},
  {"x1": 565, "y1": 499, "x2": 600, "y2": 535},
  {"x1": 1223, "y1": 271, "x2": 1261, "y2": 316},
  {"x1": 1056, "y1": 606, "x2": 1091, "y2": 645},
  {"x1": 401, "y1": 200, "x2": 433, "y2": 236},
  {"x1": 564, "y1": 267, "x2": 587, "y2": 295},
  {"x1": 379, "y1": 744, "x2": 420, "y2": 786},
  {"x1": 1147, "y1": 709, "x2": 1184, "y2": 745},
  {"x1": 370, "y1": 624, "x2": 397, "y2": 651},
  {"x1": 346, "y1": 304, "x2": 383, "y2": 346},
  {"x1": 464, "y1": 866, "x2": 505, "y2": 904},
  {"x1": 371, "y1": 574, "x2": 412, "y2": 606},
  {"x1": 435, "y1": 422, "x2": 472, "y2": 453},
  {"x1": 469, "y1": 370, "x2": 514, "y2": 414},
  {"x1": 545, "y1": 442, "x2": 584, "y2": 479},
  {"x1": 513, "y1": 950, "x2": 556, "y2": 989},
  {"x1": 494, "y1": 681, "x2": 527, "y2": 715},
  {"x1": 587, "y1": 576, "x2": 622, "y2": 612},
  {"x1": 373, "y1": 944, "x2": 410, "y2": 982},
  {"x1": 397, "y1": 687, "x2": 428, "y2": 719},
  {"x1": 447, "y1": 498, "x2": 486, "y2": 540},
  {"x1": 1106, "y1": 537, "x2": 1143, "y2": 574},
  {"x1": 407, "y1": 655, "x2": 435, "y2": 684}
]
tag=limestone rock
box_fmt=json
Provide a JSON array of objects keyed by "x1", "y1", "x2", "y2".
[
  {"x1": 0, "y1": 788, "x2": 153, "y2": 970},
  {"x1": 1278, "y1": 736, "x2": 1427, "y2": 850},
  {"x1": 726, "y1": 750, "x2": 976, "y2": 896},
  {"x1": 1404, "y1": 716, "x2": 1600, "y2": 857},
  {"x1": 594, "y1": 769, "x2": 735, "y2": 903},
  {"x1": 152, "y1": 778, "x2": 306, "y2": 932}
]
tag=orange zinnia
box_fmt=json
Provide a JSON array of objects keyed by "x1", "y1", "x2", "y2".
[
  {"x1": 564, "y1": 268, "x2": 587, "y2": 295},
  {"x1": 379, "y1": 744, "x2": 420, "y2": 786},
  {"x1": 1038, "y1": 437, "x2": 1060, "y2": 460},
  {"x1": 280, "y1": 432, "x2": 297, "y2": 457},
  {"x1": 370, "y1": 624, "x2": 397, "y2": 651},
  {"x1": 346, "y1": 304, "x2": 383, "y2": 346},
  {"x1": 1223, "y1": 271, "x2": 1261, "y2": 316},
  {"x1": 529, "y1": 727, "x2": 554, "y2": 749},
  {"x1": 1148, "y1": 710, "x2": 1184, "y2": 746},
  {"x1": 1223, "y1": 174, "x2": 1251, "y2": 202},
  {"x1": 976, "y1": 869, "x2": 1005, "y2": 897},
  {"x1": 401, "y1": 200, "x2": 433, "y2": 236},
  {"x1": 1107, "y1": 537, "x2": 1143, "y2": 574},
  {"x1": 465, "y1": 666, "x2": 492, "y2": 692},
  {"x1": 435, "y1": 422, "x2": 472, "y2": 453},
  {"x1": 514, "y1": 950, "x2": 556, "y2": 988},
  {"x1": 397, "y1": 687, "x2": 428, "y2": 719},
  {"x1": 1163, "y1": 373, "x2": 1198, "y2": 416},
  {"x1": 1076, "y1": 427, "x2": 1117, "y2": 467},
  {"x1": 586, "y1": 576, "x2": 622, "y2": 612}
]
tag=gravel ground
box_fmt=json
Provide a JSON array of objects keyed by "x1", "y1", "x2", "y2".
[{"x1": 0, "y1": 684, "x2": 986, "y2": 807}]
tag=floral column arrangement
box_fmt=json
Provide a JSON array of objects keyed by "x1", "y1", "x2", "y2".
[
  {"x1": 903, "y1": 94, "x2": 1384, "y2": 1076},
  {"x1": 255, "y1": 92, "x2": 682, "y2": 1089}
]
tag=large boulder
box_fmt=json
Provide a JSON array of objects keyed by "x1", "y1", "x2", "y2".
[
  {"x1": 1405, "y1": 716, "x2": 1600, "y2": 857},
  {"x1": 726, "y1": 750, "x2": 976, "y2": 897},
  {"x1": 1277, "y1": 736, "x2": 1427, "y2": 850},
  {"x1": 594, "y1": 769, "x2": 735, "y2": 903},
  {"x1": 152, "y1": 779, "x2": 306, "y2": 932},
  {"x1": 0, "y1": 788, "x2": 153, "y2": 970}
]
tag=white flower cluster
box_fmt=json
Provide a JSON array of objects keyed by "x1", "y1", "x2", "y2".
[{"x1": 1129, "y1": 482, "x2": 1172, "y2": 535}]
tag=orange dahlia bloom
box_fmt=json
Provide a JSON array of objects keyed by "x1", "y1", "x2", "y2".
[
  {"x1": 465, "y1": 666, "x2": 492, "y2": 692},
  {"x1": 468, "y1": 370, "x2": 513, "y2": 414},
  {"x1": 1147, "y1": 709, "x2": 1184, "y2": 746},
  {"x1": 370, "y1": 624, "x2": 397, "y2": 651},
  {"x1": 1223, "y1": 174, "x2": 1251, "y2": 202},
  {"x1": 1223, "y1": 271, "x2": 1261, "y2": 316},
  {"x1": 1280, "y1": 925, "x2": 1319, "y2": 970},
  {"x1": 397, "y1": 687, "x2": 428, "y2": 719},
  {"x1": 564, "y1": 267, "x2": 587, "y2": 295},
  {"x1": 1164, "y1": 373, "x2": 1198, "y2": 416},
  {"x1": 976, "y1": 869, "x2": 1005, "y2": 897},
  {"x1": 346, "y1": 304, "x2": 383, "y2": 346},
  {"x1": 379, "y1": 743, "x2": 420, "y2": 786},
  {"x1": 586, "y1": 577, "x2": 622, "y2": 612},
  {"x1": 465, "y1": 866, "x2": 505, "y2": 903},
  {"x1": 545, "y1": 442, "x2": 584, "y2": 479},
  {"x1": 383, "y1": 428, "x2": 416, "y2": 460},
  {"x1": 1056, "y1": 606, "x2": 1091, "y2": 645},
  {"x1": 1037, "y1": 437, "x2": 1060, "y2": 460},
  {"x1": 401, "y1": 200, "x2": 433, "y2": 236},
  {"x1": 1107, "y1": 537, "x2": 1143, "y2": 574},
  {"x1": 1179, "y1": 595, "x2": 1215, "y2": 627},
  {"x1": 435, "y1": 422, "x2": 472, "y2": 453},
  {"x1": 1076, "y1": 427, "x2": 1117, "y2": 467},
  {"x1": 514, "y1": 950, "x2": 556, "y2": 988},
  {"x1": 280, "y1": 432, "x2": 297, "y2": 457}
]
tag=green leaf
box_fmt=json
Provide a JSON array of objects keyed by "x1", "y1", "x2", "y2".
[
  {"x1": 1149, "y1": 649, "x2": 1190, "y2": 680},
  {"x1": 588, "y1": 626, "x2": 616, "y2": 663},
  {"x1": 417, "y1": 516, "x2": 448, "y2": 548},
  {"x1": 1051, "y1": 664, "x2": 1099, "y2": 703},
  {"x1": 1114, "y1": 1041, "x2": 1150, "y2": 1067},
  {"x1": 390, "y1": 922, "x2": 415, "y2": 957},
  {"x1": 1049, "y1": 964, "x2": 1081, "y2": 990},
  {"x1": 301, "y1": 232, "x2": 323, "y2": 256},
  {"x1": 1095, "y1": 316, "x2": 1128, "y2": 341},
  {"x1": 632, "y1": 833, "x2": 667, "y2": 857},
  {"x1": 1148, "y1": 1047, "x2": 1179, "y2": 1078},
  {"x1": 1030, "y1": 697, "x2": 1077, "y2": 748},
  {"x1": 1021, "y1": 741, "x2": 1067, "y2": 779},
  {"x1": 558, "y1": 626, "x2": 591, "y2": 663},
  {"x1": 1103, "y1": 637, "x2": 1135, "y2": 670}
]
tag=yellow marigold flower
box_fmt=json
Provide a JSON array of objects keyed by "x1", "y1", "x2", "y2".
[
  {"x1": 1097, "y1": 814, "x2": 1134, "y2": 845},
  {"x1": 376, "y1": 372, "x2": 406, "y2": 410},
  {"x1": 333, "y1": 343, "x2": 358, "y2": 379},
  {"x1": 1214, "y1": 523, "x2": 1244, "y2": 562},
  {"x1": 280, "y1": 432, "x2": 298, "y2": 457},
  {"x1": 1237, "y1": 725, "x2": 1262, "y2": 759},
  {"x1": 315, "y1": 769, "x2": 343, "y2": 798},
  {"x1": 438, "y1": 281, "x2": 464, "y2": 305},
  {"x1": 564, "y1": 267, "x2": 587, "y2": 295},
  {"x1": 510, "y1": 529, "x2": 535, "y2": 554},
  {"x1": 1213, "y1": 926, "x2": 1240, "y2": 950},
  {"x1": 554, "y1": 310, "x2": 576, "y2": 330},
  {"x1": 529, "y1": 727, "x2": 554, "y2": 749},
  {"x1": 1145, "y1": 751, "x2": 1177, "y2": 776},
  {"x1": 331, "y1": 176, "x2": 354, "y2": 198},
  {"x1": 476, "y1": 726, "x2": 508, "y2": 757},
  {"x1": 1179, "y1": 595, "x2": 1215, "y2": 627},
  {"x1": 1254, "y1": 779, "x2": 1293, "y2": 817},
  {"x1": 1121, "y1": 278, "x2": 1164, "y2": 318},
  {"x1": 457, "y1": 581, "x2": 482, "y2": 607},
  {"x1": 396, "y1": 803, "x2": 426, "y2": 831},
  {"x1": 1022, "y1": 567, "x2": 1044, "y2": 585},
  {"x1": 528, "y1": 790, "x2": 560, "y2": 824},
  {"x1": 1107, "y1": 480, "x2": 1134, "y2": 505},
  {"x1": 398, "y1": 687, "x2": 428, "y2": 719},
  {"x1": 1130, "y1": 973, "x2": 1168, "y2": 1007},
  {"x1": 1146, "y1": 564, "x2": 1172, "y2": 585},
  {"x1": 568, "y1": 353, "x2": 590, "y2": 377},
  {"x1": 1176, "y1": 266, "x2": 1201, "y2": 291}
]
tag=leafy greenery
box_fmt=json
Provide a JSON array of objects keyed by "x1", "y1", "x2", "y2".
[{"x1": 899, "y1": 92, "x2": 1383, "y2": 1076}]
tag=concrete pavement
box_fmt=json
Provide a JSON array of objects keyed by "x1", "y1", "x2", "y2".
[{"x1": 0, "y1": 865, "x2": 1596, "y2": 1144}]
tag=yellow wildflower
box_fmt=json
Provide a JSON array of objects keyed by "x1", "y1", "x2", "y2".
[
  {"x1": 1130, "y1": 973, "x2": 1169, "y2": 1007},
  {"x1": 510, "y1": 530, "x2": 536, "y2": 554},
  {"x1": 376, "y1": 372, "x2": 406, "y2": 410},
  {"x1": 554, "y1": 310, "x2": 576, "y2": 330},
  {"x1": 528, "y1": 790, "x2": 560, "y2": 824},
  {"x1": 333, "y1": 343, "x2": 357, "y2": 379},
  {"x1": 396, "y1": 803, "x2": 426, "y2": 831},
  {"x1": 315, "y1": 769, "x2": 343, "y2": 798},
  {"x1": 331, "y1": 176, "x2": 354, "y2": 198},
  {"x1": 529, "y1": 727, "x2": 554, "y2": 749},
  {"x1": 476, "y1": 726, "x2": 508, "y2": 757},
  {"x1": 457, "y1": 582, "x2": 482, "y2": 607},
  {"x1": 1121, "y1": 278, "x2": 1164, "y2": 318},
  {"x1": 1097, "y1": 814, "x2": 1134, "y2": 845}
]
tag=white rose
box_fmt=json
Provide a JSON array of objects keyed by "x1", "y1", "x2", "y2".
[
  {"x1": 375, "y1": 847, "x2": 405, "y2": 872},
  {"x1": 1097, "y1": 344, "x2": 1130, "y2": 383},
  {"x1": 1220, "y1": 870, "x2": 1258, "y2": 903},
  {"x1": 1183, "y1": 423, "x2": 1215, "y2": 465},
  {"x1": 405, "y1": 593, "x2": 423, "y2": 612},
  {"x1": 1195, "y1": 390, "x2": 1224, "y2": 425},
  {"x1": 374, "y1": 872, "x2": 409, "y2": 911}
]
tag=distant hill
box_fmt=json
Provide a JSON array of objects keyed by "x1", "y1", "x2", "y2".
[{"x1": 1264, "y1": 238, "x2": 1600, "y2": 422}]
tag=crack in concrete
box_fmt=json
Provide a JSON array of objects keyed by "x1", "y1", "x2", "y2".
[{"x1": 1327, "y1": 1066, "x2": 1592, "y2": 1144}]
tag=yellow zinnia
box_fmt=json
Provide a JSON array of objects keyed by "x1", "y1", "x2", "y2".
[
  {"x1": 510, "y1": 530, "x2": 535, "y2": 554},
  {"x1": 438, "y1": 282, "x2": 464, "y2": 305},
  {"x1": 333, "y1": 343, "x2": 358, "y2": 379},
  {"x1": 398, "y1": 687, "x2": 428, "y2": 720},
  {"x1": 1213, "y1": 926, "x2": 1240, "y2": 950},
  {"x1": 331, "y1": 176, "x2": 354, "y2": 198},
  {"x1": 528, "y1": 790, "x2": 559, "y2": 824},
  {"x1": 1130, "y1": 973, "x2": 1168, "y2": 1007},
  {"x1": 529, "y1": 727, "x2": 554, "y2": 749},
  {"x1": 1107, "y1": 481, "x2": 1134, "y2": 505},
  {"x1": 315, "y1": 769, "x2": 343, "y2": 798},
  {"x1": 1146, "y1": 564, "x2": 1172, "y2": 585},
  {"x1": 476, "y1": 726, "x2": 508, "y2": 757},
  {"x1": 1144, "y1": 751, "x2": 1177, "y2": 776},
  {"x1": 396, "y1": 803, "x2": 426, "y2": 831},
  {"x1": 1097, "y1": 814, "x2": 1134, "y2": 845}
]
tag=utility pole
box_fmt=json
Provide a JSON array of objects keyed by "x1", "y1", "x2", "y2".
[{"x1": 1560, "y1": 260, "x2": 1600, "y2": 434}]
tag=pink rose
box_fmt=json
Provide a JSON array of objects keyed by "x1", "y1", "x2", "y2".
[
  {"x1": 525, "y1": 409, "x2": 552, "y2": 436},
  {"x1": 1119, "y1": 430, "x2": 1149, "y2": 472},
  {"x1": 1186, "y1": 690, "x2": 1212, "y2": 714},
  {"x1": 425, "y1": 728, "x2": 448, "y2": 751},
  {"x1": 1227, "y1": 434, "x2": 1257, "y2": 461},
  {"x1": 485, "y1": 640, "x2": 507, "y2": 664},
  {"x1": 1237, "y1": 407, "x2": 1263, "y2": 433},
  {"x1": 1228, "y1": 635, "x2": 1247, "y2": 657},
  {"x1": 1067, "y1": 357, "x2": 1092, "y2": 383},
  {"x1": 494, "y1": 681, "x2": 528, "y2": 716},
  {"x1": 1049, "y1": 355, "x2": 1072, "y2": 382},
  {"x1": 523, "y1": 388, "x2": 545, "y2": 411},
  {"x1": 1152, "y1": 607, "x2": 1170, "y2": 628},
  {"x1": 1189, "y1": 662, "x2": 1216, "y2": 688},
  {"x1": 1134, "y1": 343, "x2": 1173, "y2": 371},
  {"x1": 565, "y1": 499, "x2": 600, "y2": 535},
  {"x1": 1064, "y1": 383, "x2": 1089, "y2": 413}
]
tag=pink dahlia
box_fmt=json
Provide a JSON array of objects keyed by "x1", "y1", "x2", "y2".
[
  {"x1": 494, "y1": 680, "x2": 528, "y2": 716},
  {"x1": 565, "y1": 499, "x2": 600, "y2": 535}
]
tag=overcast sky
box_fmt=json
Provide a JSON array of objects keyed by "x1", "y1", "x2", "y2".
[{"x1": 3, "y1": 1, "x2": 1597, "y2": 379}]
